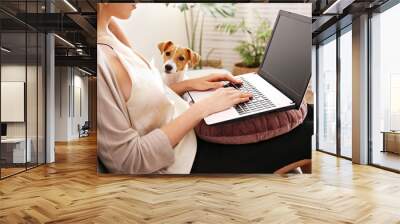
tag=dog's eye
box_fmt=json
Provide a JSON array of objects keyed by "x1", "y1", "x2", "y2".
[
  {"x1": 178, "y1": 56, "x2": 185, "y2": 61},
  {"x1": 165, "y1": 52, "x2": 171, "y2": 56}
]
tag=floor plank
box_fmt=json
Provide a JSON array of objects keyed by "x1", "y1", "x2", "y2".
[{"x1": 0, "y1": 135, "x2": 400, "y2": 224}]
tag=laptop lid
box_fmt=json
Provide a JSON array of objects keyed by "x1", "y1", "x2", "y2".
[
  {"x1": 257, "y1": 10, "x2": 311, "y2": 109},
  {"x1": 1, "y1": 123, "x2": 7, "y2": 137}
]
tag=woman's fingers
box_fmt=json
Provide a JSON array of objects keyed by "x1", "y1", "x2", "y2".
[
  {"x1": 218, "y1": 88, "x2": 252, "y2": 105},
  {"x1": 208, "y1": 73, "x2": 242, "y2": 84},
  {"x1": 203, "y1": 87, "x2": 253, "y2": 115},
  {"x1": 208, "y1": 81, "x2": 224, "y2": 89},
  {"x1": 218, "y1": 86, "x2": 235, "y2": 93},
  {"x1": 225, "y1": 88, "x2": 252, "y2": 96},
  {"x1": 232, "y1": 90, "x2": 252, "y2": 98},
  {"x1": 228, "y1": 90, "x2": 252, "y2": 104},
  {"x1": 239, "y1": 96, "x2": 251, "y2": 103},
  {"x1": 240, "y1": 92, "x2": 253, "y2": 98},
  {"x1": 232, "y1": 95, "x2": 251, "y2": 104}
]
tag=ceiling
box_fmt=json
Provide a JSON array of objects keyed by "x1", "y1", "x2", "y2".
[
  {"x1": 310, "y1": 0, "x2": 391, "y2": 43},
  {"x1": 0, "y1": 0, "x2": 393, "y2": 74},
  {"x1": 0, "y1": 0, "x2": 96, "y2": 74}
]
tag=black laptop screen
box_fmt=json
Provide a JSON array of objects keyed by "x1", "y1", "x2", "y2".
[
  {"x1": 258, "y1": 11, "x2": 311, "y2": 108},
  {"x1": 1, "y1": 123, "x2": 7, "y2": 137}
]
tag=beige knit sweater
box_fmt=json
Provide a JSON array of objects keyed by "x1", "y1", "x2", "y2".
[{"x1": 97, "y1": 35, "x2": 196, "y2": 174}]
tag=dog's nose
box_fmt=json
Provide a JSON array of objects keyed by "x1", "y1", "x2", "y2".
[{"x1": 164, "y1": 64, "x2": 173, "y2": 72}]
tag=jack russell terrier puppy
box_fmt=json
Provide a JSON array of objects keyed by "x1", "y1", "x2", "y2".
[{"x1": 158, "y1": 41, "x2": 200, "y2": 86}]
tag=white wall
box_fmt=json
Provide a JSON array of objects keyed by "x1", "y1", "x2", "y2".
[
  {"x1": 117, "y1": 3, "x2": 187, "y2": 70},
  {"x1": 1, "y1": 65, "x2": 34, "y2": 138},
  {"x1": 1, "y1": 64, "x2": 46, "y2": 163},
  {"x1": 71, "y1": 74, "x2": 89, "y2": 138},
  {"x1": 1, "y1": 82, "x2": 25, "y2": 122},
  {"x1": 54, "y1": 67, "x2": 89, "y2": 141},
  {"x1": 55, "y1": 66, "x2": 69, "y2": 141}
]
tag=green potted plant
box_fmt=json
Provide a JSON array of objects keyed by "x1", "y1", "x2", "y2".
[
  {"x1": 168, "y1": 3, "x2": 236, "y2": 68},
  {"x1": 216, "y1": 15, "x2": 272, "y2": 75}
]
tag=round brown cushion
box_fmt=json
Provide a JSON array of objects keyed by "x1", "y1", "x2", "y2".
[{"x1": 195, "y1": 102, "x2": 308, "y2": 144}]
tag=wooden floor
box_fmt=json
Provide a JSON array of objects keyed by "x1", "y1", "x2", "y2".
[
  {"x1": 1, "y1": 167, "x2": 26, "y2": 178},
  {"x1": 1, "y1": 135, "x2": 400, "y2": 224},
  {"x1": 1, "y1": 163, "x2": 45, "y2": 178}
]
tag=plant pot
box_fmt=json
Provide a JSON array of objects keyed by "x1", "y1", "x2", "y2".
[
  {"x1": 232, "y1": 62, "x2": 259, "y2": 76},
  {"x1": 200, "y1": 59, "x2": 222, "y2": 68}
]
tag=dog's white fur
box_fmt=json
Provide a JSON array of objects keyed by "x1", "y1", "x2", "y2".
[
  {"x1": 163, "y1": 66, "x2": 188, "y2": 86},
  {"x1": 158, "y1": 41, "x2": 200, "y2": 86},
  {"x1": 162, "y1": 59, "x2": 189, "y2": 85}
]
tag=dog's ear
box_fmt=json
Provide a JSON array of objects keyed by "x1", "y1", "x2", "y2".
[
  {"x1": 186, "y1": 49, "x2": 200, "y2": 67},
  {"x1": 158, "y1": 41, "x2": 173, "y2": 54}
]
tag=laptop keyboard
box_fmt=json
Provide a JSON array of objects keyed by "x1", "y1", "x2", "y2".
[{"x1": 224, "y1": 78, "x2": 276, "y2": 115}]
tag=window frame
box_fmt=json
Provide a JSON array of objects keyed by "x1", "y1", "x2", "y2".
[{"x1": 315, "y1": 23, "x2": 353, "y2": 160}]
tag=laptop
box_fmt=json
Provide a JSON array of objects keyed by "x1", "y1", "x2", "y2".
[{"x1": 188, "y1": 10, "x2": 311, "y2": 125}]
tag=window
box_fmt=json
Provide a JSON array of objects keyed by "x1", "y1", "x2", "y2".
[
  {"x1": 317, "y1": 36, "x2": 337, "y2": 154},
  {"x1": 370, "y1": 3, "x2": 400, "y2": 171},
  {"x1": 339, "y1": 27, "x2": 352, "y2": 158},
  {"x1": 0, "y1": 0, "x2": 46, "y2": 179},
  {"x1": 316, "y1": 26, "x2": 353, "y2": 159}
]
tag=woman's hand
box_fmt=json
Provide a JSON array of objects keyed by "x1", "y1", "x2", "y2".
[
  {"x1": 169, "y1": 73, "x2": 243, "y2": 95},
  {"x1": 161, "y1": 85, "x2": 251, "y2": 147},
  {"x1": 187, "y1": 73, "x2": 243, "y2": 91},
  {"x1": 194, "y1": 87, "x2": 252, "y2": 117}
]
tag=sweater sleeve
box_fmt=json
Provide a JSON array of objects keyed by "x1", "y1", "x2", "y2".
[{"x1": 97, "y1": 49, "x2": 175, "y2": 174}]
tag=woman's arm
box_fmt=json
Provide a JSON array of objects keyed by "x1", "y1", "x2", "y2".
[
  {"x1": 98, "y1": 48, "x2": 175, "y2": 174},
  {"x1": 168, "y1": 79, "x2": 194, "y2": 96},
  {"x1": 160, "y1": 103, "x2": 205, "y2": 146},
  {"x1": 164, "y1": 73, "x2": 250, "y2": 146},
  {"x1": 161, "y1": 87, "x2": 251, "y2": 146},
  {"x1": 109, "y1": 18, "x2": 133, "y2": 48},
  {"x1": 169, "y1": 73, "x2": 243, "y2": 96}
]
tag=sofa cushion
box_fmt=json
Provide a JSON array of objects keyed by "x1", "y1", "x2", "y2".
[{"x1": 195, "y1": 102, "x2": 308, "y2": 144}]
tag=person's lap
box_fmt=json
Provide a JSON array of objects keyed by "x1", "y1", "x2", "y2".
[{"x1": 190, "y1": 123, "x2": 311, "y2": 173}]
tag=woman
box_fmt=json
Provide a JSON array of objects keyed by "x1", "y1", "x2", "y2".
[
  {"x1": 97, "y1": 3, "x2": 252, "y2": 174},
  {"x1": 97, "y1": 3, "x2": 311, "y2": 174}
]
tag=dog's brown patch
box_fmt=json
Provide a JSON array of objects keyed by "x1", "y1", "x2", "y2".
[
  {"x1": 158, "y1": 41, "x2": 173, "y2": 53},
  {"x1": 158, "y1": 41, "x2": 200, "y2": 72}
]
